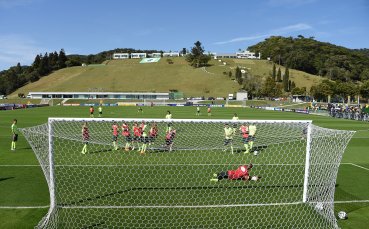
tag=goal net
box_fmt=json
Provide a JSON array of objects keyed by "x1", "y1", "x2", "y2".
[{"x1": 20, "y1": 118, "x2": 355, "y2": 228}]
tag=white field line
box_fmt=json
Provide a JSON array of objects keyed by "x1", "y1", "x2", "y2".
[
  {"x1": 0, "y1": 206, "x2": 49, "y2": 209},
  {"x1": 1, "y1": 200, "x2": 368, "y2": 209},
  {"x1": 334, "y1": 200, "x2": 369, "y2": 204},
  {"x1": 348, "y1": 163, "x2": 369, "y2": 172}
]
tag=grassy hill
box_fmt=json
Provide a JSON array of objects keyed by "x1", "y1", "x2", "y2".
[{"x1": 10, "y1": 57, "x2": 322, "y2": 98}]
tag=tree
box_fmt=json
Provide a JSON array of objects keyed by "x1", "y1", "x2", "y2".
[
  {"x1": 291, "y1": 87, "x2": 306, "y2": 95},
  {"x1": 186, "y1": 41, "x2": 211, "y2": 68},
  {"x1": 291, "y1": 81, "x2": 296, "y2": 91},
  {"x1": 242, "y1": 74, "x2": 263, "y2": 98},
  {"x1": 335, "y1": 81, "x2": 357, "y2": 100},
  {"x1": 181, "y1": 48, "x2": 187, "y2": 55},
  {"x1": 277, "y1": 67, "x2": 282, "y2": 82},
  {"x1": 272, "y1": 64, "x2": 276, "y2": 81},
  {"x1": 32, "y1": 54, "x2": 41, "y2": 70},
  {"x1": 38, "y1": 52, "x2": 50, "y2": 76},
  {"x1": 58, "y1": 49, "x2": 67, "y2": 68},
  {"x1": 360, "y1": 80, "x2": 369, "y2": 98},
  {"x1": 310, "y1": 80, "x2": 335, "y2": 101},
  {"x1": 360, "y1": 68, "x2": 369, "y2": 81},
  {"x1": 283, "y1": 67, "x2": 289, "y2": 92},
  {"x1": 234, "y1": 67, "x2": 242, "y2": 84},
  {"x1": 49, "y1": 51, "x2": 59, "y2": 70},
  {"x1": 262, "y1": 76, "x2": 282, "y2": 98}
]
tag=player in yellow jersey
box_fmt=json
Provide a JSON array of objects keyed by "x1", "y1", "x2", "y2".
[
  {"x1": 223, "y1": 123, "x2": 234, "y2": 154},
  {"x1": 11, "y1": 119, "x2": 18, "y2": 151}
]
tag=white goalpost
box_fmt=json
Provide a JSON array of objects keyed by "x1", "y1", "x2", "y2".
[{"x1": 20, "y1": 118, "x2": 355, "y2": 228}]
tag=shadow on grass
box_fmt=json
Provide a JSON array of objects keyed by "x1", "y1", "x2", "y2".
[
  {"x1": 60, "y1": 183, "x2": 303, "y2": 206},
  {"x1": 0, "y1": 177, "x2": 15, "y2": 182}
]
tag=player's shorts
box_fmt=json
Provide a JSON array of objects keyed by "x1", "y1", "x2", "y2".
[
  {"x1": 90, "y1": 112, "x2": 94, "y2": 115},
  {"x1": 83, "y1": 139, "x2": 89, "y2": 144},
  {"x1": 133, "y1": 136, "x2": 140, "y2": 142},
  {"x1": 166, "y1": 139, "x2": 173, "y2": 146},
  {"x1": 124, "y1": 136, "x2": 132, "y2": 142},
  {"x1": 242, "y1": 137, "x2": 249, "y2": 144},
  {"x1": 112, "y1": 135, "x2": 118, "y2": 141},
  {"x1": 224, "y1": 138, "x2": 232, "y2": 145},
  {"x1": 141, "y1": 137, "x2": 150, "y2": 144},
  {"x1": 247, "y1": 136, "x2": 255, "y2": 142},
  {"x1": 12, "y1": 134, "x2": 18, "y2": 141},
  {"x1": 99, "y1": 111, "x2": 102, "y2": 115},
  {"x1": 148, "y1": 136, "x2": 156, "y2": 143},
  {"x1": 217, "y1": 171, "x2": 228, "y2": 180}
]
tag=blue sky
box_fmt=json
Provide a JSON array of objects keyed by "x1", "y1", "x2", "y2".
[{"x1": 0, "y1": 0, "x2": 368, "y2": 71}]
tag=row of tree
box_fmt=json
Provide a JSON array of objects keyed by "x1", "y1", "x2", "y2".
[
  {"x1": 310, "y1": 80, "x2": 369, "y2": 101},
  {"x1": 248, "y1": 35, "x2": 369, "y2": 82},
  {"x1": 0, "y1": 49, "x2": 69, "y2": 95}
]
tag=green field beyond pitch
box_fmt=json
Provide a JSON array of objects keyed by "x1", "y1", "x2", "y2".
[{"x1": 0, "y1": 106, "x2": 368, "y2": 228}]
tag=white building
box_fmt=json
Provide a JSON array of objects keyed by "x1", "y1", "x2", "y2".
[
  {"x1": 131, "y1": 53, "x2": 147, "y2": 59},
  {"x1": 236, "y1": 92, "x2": 248, "y2": 101},
  {"x1": 214, "y1": 53, "x2": 237, "y2": 59},
  {"x1": 113, "y1": 53, "x2": 130, "y2": 59},
  {"x1": 163, "y1": 52, "x2": 180, "y2": 57},
  {"x1": 236, "y1": 51, "x2": 261, "y2": 59},
  {"x1": 148, "y1": 53, "x2": 162, "y2": 58},
  {"x1": 27, "y1": 92, "x2": 170, "y2": 100}
]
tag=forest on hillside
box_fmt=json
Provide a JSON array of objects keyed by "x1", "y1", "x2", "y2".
[{"x1": 248, "y1": 36, "x2": 369, "y2": 82}]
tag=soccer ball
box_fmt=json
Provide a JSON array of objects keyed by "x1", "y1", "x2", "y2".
[
  {"x1": 337, "y1": 211, "x2": 348, "y2": 220},
  {"x1": 253, "y1": 151, "x2": 258, "y2": 156}
]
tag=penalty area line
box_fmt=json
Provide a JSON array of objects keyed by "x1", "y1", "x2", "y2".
[
  {"x1": 334, "y1": 200, "x2": 369, "y2": 204},
  {"x1": 348, "y1": 163, "x2": 369, "y2": 172}
]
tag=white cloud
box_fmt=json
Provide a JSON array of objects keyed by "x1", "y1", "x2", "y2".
[
  {"x1": 213, "y1": 23, "x2": 312, "y2": 45},
  {"x1": 0, "y1": 34, "x2": 45, "y2": 70}
]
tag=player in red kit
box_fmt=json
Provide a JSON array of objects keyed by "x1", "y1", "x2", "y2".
[
  {"x1": 132, "y1": 122, "x2": 142, "y2": 151},
  {"x1": 148, "y1": 122, "x2": 158, "y2": 145},
  {"x1": 165, "y1": 128, "x2": 176, "y2": 151},
  {"x1": 112, "y1": 121, "x2": 119, "y2": 150},
  {"x1": 122, "y1": 121, "x2": 131, "y2": 151},
  {"x1": 210, "y1": 163, "x2": 260, "y2": 182},
  {"x1": 89, "y1": 106, "x2": 94, "y2": 118},
  {"x1": 239, "y1": 123, "x2": 250, "y2": 154}
]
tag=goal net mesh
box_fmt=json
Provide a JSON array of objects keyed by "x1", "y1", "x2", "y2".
[{"x1": 20, "y1": 118, "x2": 354, "y2": 228}]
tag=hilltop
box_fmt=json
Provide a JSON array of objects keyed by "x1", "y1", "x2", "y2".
[
  {"x1": 9, "y1": 57, "x2": 322, "y2": 98},
  {"x1": 248, "y1": 36, "x2": 369, "y2": 82}
]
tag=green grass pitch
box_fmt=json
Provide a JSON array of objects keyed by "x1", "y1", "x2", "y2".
[{"x1": 0, "y1": 106, "x2": 368, "y2": 228}]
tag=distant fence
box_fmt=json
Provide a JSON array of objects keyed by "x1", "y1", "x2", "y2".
[
  {"x1": 63, "y1": 102, "x2": 225, "y2": 107},
  {"x1": 250, "y1": 105, "x2": 310, "y2": 114},
  {"x1": 0, "y1": 103, "x2": 48, "y2": 111}
]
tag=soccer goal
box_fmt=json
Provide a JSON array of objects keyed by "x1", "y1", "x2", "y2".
[{"x1": 20, "y1": 118, "x2": 355, "y2": 228}]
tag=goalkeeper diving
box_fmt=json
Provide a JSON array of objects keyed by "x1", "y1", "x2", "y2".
[{"x1": 210, "y1": 163, "x2": 261, "y2": 182}]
